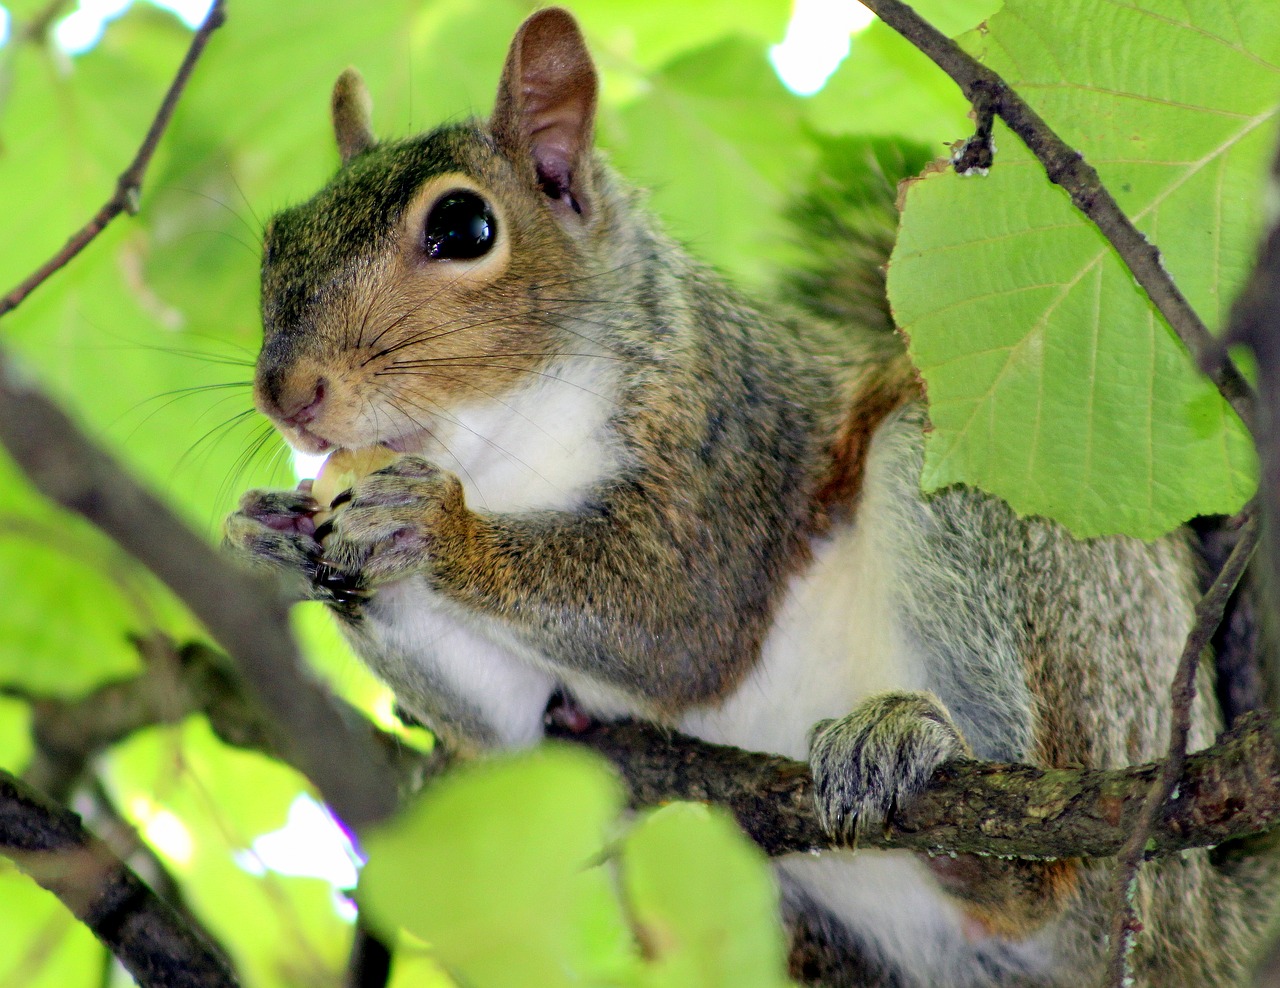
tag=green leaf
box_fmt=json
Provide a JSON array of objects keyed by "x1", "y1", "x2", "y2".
[
  {"x1": 609, "y1": 36, "x2": 813, "y2": 285},
  {"x1": 360, "y1": 746, "x2": 635, "y2": 987},
  {"x1": 623, "y1": 803, "x2": 792, "y2": 988},
  {"x1": 970, "y1": 0, "x2": 1280, "y2": 331},
  {"x1": 0, "y1": 868, "x2": 107, "y2": 987},
  {"x1": 907, "y1": 0, "x2": 1003, "y2": 39},
  {"x1": 387, "y1": 947, "x2": 458, "y2": 988},
  {"x1": 0, "y1": 698, "x2": 33, "y2": 774},
  {"x1": 571, "y1": 0, "x2": 790, "y2": 69},
  {"x1": 805, "y1": 20, "x2": 972, "y2": 147},
  {"x1": 888, "y1": 0, "x2": 1276, "y2": 537}
]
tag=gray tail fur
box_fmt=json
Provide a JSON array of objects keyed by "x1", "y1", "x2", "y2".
[{"x1": 780, "y1": 135, "x2": 937, "y2": 334}]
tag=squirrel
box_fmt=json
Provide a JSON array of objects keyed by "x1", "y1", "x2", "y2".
[{"x1": 224, "y1": 8, "x2": 1280, "y2": 986}]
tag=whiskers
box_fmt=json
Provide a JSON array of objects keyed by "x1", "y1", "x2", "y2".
[{"x1": 113, "y1": 334, "x2": 293, "y2": 526}]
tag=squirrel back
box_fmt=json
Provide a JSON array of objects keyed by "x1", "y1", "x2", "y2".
[{"x1": 228, "y1": 9, "x2": 1280, "y2": 986}]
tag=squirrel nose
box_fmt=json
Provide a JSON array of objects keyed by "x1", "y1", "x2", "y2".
[
  {"x1": 260, "y1": 367, "x2": 328, "y2": 428},
  {"x1": 281, "y1": 378, "x2": 326, "y2": 427}
]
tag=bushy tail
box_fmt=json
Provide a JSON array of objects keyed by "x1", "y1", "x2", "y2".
[{"x1": 780, "y1": 135, "x2": 936, "y2": 334}]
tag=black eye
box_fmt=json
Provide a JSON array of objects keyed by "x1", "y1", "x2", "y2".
[{"x1": 423, "y1": 190, "x2": 497, "y2": 260}]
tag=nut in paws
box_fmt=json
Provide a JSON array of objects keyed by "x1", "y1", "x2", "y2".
[{"x1": 318, "y1": 456, "x2": 472, "y2": 584}]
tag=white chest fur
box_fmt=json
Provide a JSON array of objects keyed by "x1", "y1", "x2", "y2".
[
  {"x1": 419, "y1": 354, "x2": 623, "y2": 514},
  {"x1": 678, "y1": 456, "x2": 926, "y2": 760}
]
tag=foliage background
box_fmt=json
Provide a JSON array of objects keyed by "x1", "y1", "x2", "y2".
[{"x1": 0, "y1": 0, "x2": 1273, "y2": 985}]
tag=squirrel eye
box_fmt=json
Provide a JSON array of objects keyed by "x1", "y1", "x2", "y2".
[{"x1": 423, "y1": 190, "x2": 497, "y2": 260}]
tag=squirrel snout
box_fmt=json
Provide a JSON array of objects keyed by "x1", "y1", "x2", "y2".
[{"x1": 257, "y1": 365, "x2": 328, "y2": 429}]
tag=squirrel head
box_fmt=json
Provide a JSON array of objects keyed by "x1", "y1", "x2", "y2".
[{"x1": 255, "y1": 8, "x2": 608, "y2": 455}]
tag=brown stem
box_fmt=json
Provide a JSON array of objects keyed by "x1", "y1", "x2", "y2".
[
  {"x1": 1104, "y1": 503, "x2": 1260, "y2": 985},
  {"x1": 857, "y1": 0, "x2": 1256, "y2": 434},
  {"x1": 0, "y1": 0, "x2": 227, "y2": 320}
]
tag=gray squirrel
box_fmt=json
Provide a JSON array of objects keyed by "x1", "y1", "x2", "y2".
[{"x1": 224, "y1": 8, "x2": 1280, "y2": 985}]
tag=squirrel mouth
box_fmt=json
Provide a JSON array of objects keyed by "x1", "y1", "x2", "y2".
[{"x1": 285, "y1": 423, "x2": 333, "y2": 454}]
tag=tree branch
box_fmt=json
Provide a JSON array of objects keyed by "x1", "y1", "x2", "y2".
[
  {"x1": 0, "y1": 0, "x2": 227, "y2": 320},
  {"x1": 857, "y1": 0, "x2": 1256, "y2": 434},
  {"x1": 554, "y1": 711, "x2": 1280, "y2": 860},
  {"x1": 13, "y1": 639, "x2": 1280, "y2": 865},
  {"x1": 0, "y1": 767, "x2": 240, "y2": 988}
]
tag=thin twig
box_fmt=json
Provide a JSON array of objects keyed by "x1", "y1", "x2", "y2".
[
  {"x1": 0, "y1": 0, "x2": 227, "y2": 320},
  {"x1": 857, "y1": 0, "x2": 1256, "y2": 434},
  {"x1": 1103, "y1": 502, "x2": 1260, "y2": 985}
]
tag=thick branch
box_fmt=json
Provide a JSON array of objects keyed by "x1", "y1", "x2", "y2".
[
  {"x1": 0, "y1": 768, "x2": 239, "y2": 988},
  {"x1": 858, "y1": 0, "x2": 1256, "y2": 433},
  {"x1": 555, "y1": 712, "x2": 1280, "y2": 859},
  {"x1": 15, "y1": 640, "x2": 1280, "y2": 865}
]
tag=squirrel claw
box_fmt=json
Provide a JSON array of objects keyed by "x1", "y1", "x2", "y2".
[{"x1": 311, "y1": 561, "x2": 368, "y2": 610}]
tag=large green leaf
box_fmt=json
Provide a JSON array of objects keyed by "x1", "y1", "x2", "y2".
[{"x1": 888, "y1": 0, "x2": 1276, "y2": 537}]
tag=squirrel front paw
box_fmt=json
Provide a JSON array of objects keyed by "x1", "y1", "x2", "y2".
[
  {"x1": 808, "y1": 691, "x2": 970, "y2": 843},
  {"x1": 223, "y1": 488, "x2": 326, "y2": 602},
  {"x1": 318, "y1": 457, "x2": 474, "y2": 586}
]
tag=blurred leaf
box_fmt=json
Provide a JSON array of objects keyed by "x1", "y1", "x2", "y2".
[
  {"x1": 573, "y1": 0, "x2": 790, "y2": 69},
  {"x1": 0, "y1": 697, "x2": 32, "y2": 775},
  {"x1": 610, "y1": 36, "x2": 813, "y2": 284},
  {"x1": 0, "y1": 867, "x2": 109, "y2": 988},
  {"x1": 623, "y1": 803, "x2": 793, "y2": 988},
  {"x1": 106, "y1": 719, "x2": 352, "y2": 987},
  {"x1": 805, "y1": 20, "x2": 971, "y2": 148},
  {"x1": 360, "y1": 746, "x2": 635, "y2": 987},
  {"x1": 387, "y1": 946, "x2": 457, "y2": 988}
]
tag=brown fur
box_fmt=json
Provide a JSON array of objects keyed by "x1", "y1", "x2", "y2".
[{"x1": 814, "y1": 351, "x2": 921, "y2": 528}]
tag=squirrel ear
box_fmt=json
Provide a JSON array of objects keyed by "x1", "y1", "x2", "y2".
[
  {"x1": 491, "y1": 8, "x2": 598, "y2": 219},
  {"x1": 332, "y1": 68, "x2": 377, "y2": 164}
]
